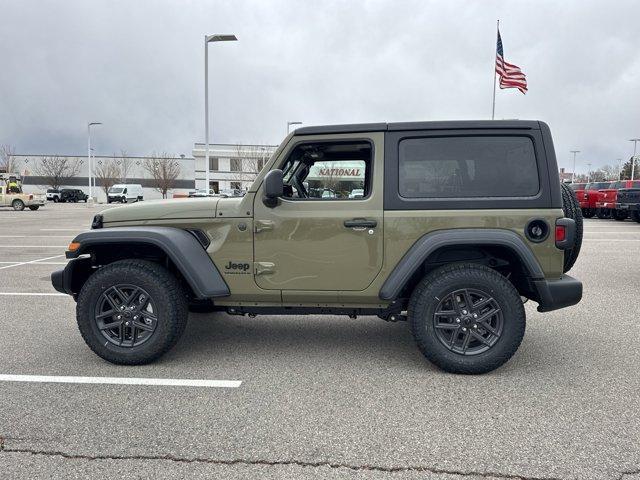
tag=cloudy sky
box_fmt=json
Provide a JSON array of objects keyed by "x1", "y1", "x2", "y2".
[{"x1": 1, "y1": 0, "x2": 638, "y2": 173}]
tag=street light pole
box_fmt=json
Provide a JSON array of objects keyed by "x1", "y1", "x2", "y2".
[
  {"x1": 570, "y1": 150, "x2": 580, "y2": 183},
  {"x1": 630, "y1": 139, "x2": 640, "y2": 180},
  {"x1": 87, "y1": 122, "x2": 102, "y2": 199},
  {"x1": 204, "y1": 34, "x2": 237, "y2": 193},
  {"x1": 586, "y1": 163, "x2": 592, "y2": 183},
  {"x1": 287, "y1": 121, "x2": 302, "y2": 136}
]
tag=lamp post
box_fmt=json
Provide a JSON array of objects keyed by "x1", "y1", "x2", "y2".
[
  {"x1": 287, "y1": 121, "x2": 302, "y2": 136},
  {"x1": 630, "y1": 138, "x2": 640, "y2": 180},
  {"x1": 87, "y1": 122, "x2": 102, "y2": 199},
  {"x1": 586, "y1": 163, "x2": 592, "y2": 183},
  {"x1": 204, "y1": 34, "x2": 237, "y2": 192},
  {"x1": 570, "y1": 150, "x2": 580, "y2": 183}
]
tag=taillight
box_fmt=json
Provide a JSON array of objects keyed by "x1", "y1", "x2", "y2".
[
  {"x1": 583, "y1": 193, "x2": 588, "y2": 199},
  {"x1": 555, "y1": 225, "x2": 566, "y2": 242},
  {"x1": 29, "y1": 194, "x2": 33, "y2": 200}
]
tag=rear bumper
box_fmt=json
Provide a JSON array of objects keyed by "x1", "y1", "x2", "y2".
[
  {"x1": 617, "y1": 203, "x2": 640, "y2": 211},
  {"x1": 533, "y1": 275, "x2": 582, "y2": 312}
]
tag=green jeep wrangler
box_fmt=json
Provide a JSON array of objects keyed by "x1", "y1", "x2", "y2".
[{"x1": 52, "y1": 120, "x2": 583, "y2": 374}]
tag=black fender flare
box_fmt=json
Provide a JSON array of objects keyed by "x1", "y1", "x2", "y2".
[
  {"x1": 379, "y1": 228, "x2": 544, "y2": 301},
  {"x1": 59, "y1": 226, "x2": 229, "y2": 299}
]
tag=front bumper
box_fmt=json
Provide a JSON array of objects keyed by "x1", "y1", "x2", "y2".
[{"x1": 533, "y1": 275, "x2": 582, "y2": 312}]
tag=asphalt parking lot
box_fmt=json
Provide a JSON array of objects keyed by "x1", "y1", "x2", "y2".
[{"x1": 0, "y1": 202, "x2": 639, "y2": 480}]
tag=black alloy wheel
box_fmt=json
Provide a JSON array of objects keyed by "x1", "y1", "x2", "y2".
[
  {"x1": 95, "y1": 285, "x2": 158, "y2": 347},
  {"x1": 432, "y1": 288, "x2": 504, "y2": 356}
]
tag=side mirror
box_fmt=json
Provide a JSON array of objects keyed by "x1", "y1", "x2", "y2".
[{"x1": 263, "y1": 169, "x2": 283, "y2": 208}]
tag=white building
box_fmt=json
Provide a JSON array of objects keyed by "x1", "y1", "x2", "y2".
[
  {"x1": 192, "y1": 143, "x2": 278, "y2": 193},
  {"x1": 13, "y1": 153, "x2": 195, "y2": 203}
]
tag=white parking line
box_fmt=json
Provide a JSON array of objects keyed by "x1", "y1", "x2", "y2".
[
  {"x1": 0, "y1": 255, "x2": 65, "y2": 271},
  {"x1": 0, "y1": 292, "x2": 67, "y2": 296},
  {"x1": 0, "y1": 245, "x2": 67, "y2": 248},
  {"x1": 0, "y1": 374, "x2": 242, "y2": 388}
]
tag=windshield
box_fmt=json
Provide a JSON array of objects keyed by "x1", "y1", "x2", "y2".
[
  {"x1": 570, "y1": 183, "x2": 586, "y2": 190},
  {"x1": 109, "y1": 188, "x2": 123, "y2": 193},
  {"x1": 588, "y1": 182, "x2": 610, "y2": 190}
]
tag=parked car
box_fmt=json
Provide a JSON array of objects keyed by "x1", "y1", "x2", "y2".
[
  {"x1": 597, "y1": 180, "x2": 640, "y2": 221},
  {"x1": 188, "y1": 189, "x2": 216, "y2": 197},
  {"x1": 107, "y1": 184, "x2": 144, "y2": 203},
  {"x1": 578, "y1": 182, "x2": 611, "y2": 218},
  {"x1": 616, "y1": 182, "x2": 640, "y2": 223},
  {"x1": 59, "y1": 189, "x2": 88, "y2": 203},
  {"x1": 46, "y1": 188, "x2": 62, "y2": 202},
  {"x1": 0, "y1": 185, "x2": 45, "y2": 210},
  {"x1": 53, "y1": 120, "x2": 583, "y2": 374}
]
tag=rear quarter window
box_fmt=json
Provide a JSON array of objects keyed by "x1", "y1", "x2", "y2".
[{"x1": 398, "y1": 136, "x2": 539, "y2": 198}]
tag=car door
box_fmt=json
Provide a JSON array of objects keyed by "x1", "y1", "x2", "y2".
[{"x1": 252, "y1": 133, "x2": 384, "y2": 295}]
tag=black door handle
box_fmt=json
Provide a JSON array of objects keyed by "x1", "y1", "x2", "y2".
[{"x1": 344, "y1": 219, "x2": 377, "y2": 228}]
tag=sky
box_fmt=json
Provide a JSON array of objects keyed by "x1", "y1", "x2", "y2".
[{"x1": 1, "y1": 0, "x2": 639, "y2": 174}]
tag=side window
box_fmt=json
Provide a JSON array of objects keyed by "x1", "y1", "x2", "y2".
[
  {"x1": 279, "y1": 141, "x2": 372, "y2": 200},
  {"x1": 230, "y1": 158, "x2": 242, "y2": 172},
  {"x1": 398, "y1": 136, "x2": 539, "y2": 198}
]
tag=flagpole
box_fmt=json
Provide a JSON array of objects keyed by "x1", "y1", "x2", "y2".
[{"x1": 491, "y1": 19, "x2": 499, "y2": 120}]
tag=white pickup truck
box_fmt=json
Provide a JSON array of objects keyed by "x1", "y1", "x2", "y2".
[{"x1": 0, "y1": 185, "x2": 45, "y2": 211}]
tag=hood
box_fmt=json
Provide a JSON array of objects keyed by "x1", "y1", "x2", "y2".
[{"x1": 102, "y1": 197, "x2": 219, "y2": 224}]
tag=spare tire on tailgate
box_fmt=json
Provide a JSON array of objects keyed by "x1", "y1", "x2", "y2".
[{"x1": 560, "y1": 182, "x2": 583, "y2": 273}]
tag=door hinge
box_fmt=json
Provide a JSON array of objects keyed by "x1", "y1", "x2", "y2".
[
  {"x1": 254, "y1": 220, "x2": 275, "y2": 234},
  {"x1": 254, "y1": 262, "x2": 275, "y2": 276}
]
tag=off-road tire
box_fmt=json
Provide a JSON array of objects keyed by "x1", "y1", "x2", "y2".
[
  {"x1": 76, "y1": 259, "x2": 188, "y2": 365},
  {"x1": 12, "y1": 199, "x2": 25, "y2": 211},
  {"x1": 408, "y1": 263, "x2": 526, "y2": 375},
  {"x1": 28, "y1": 206, "x2": 39, "y2": 211},
  {"x1": 561, "y1": 182, "x2": 583, "y2": 272},
  {"x1": 612, "y1": 210, "x2": 628, "y2": 221}
]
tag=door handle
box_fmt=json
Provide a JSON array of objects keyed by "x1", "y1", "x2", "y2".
[{"x1": 344, "y1": 219, "x2": 377, "y2": 229}]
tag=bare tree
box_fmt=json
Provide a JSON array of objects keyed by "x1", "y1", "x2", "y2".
[
  {"x1": 117, "y1": 150, "x2": 135, "y2": 183},
  {"x1": 620, "y1": 157, "x2": 639, "y2": 180},
  {"x1": 95, "y1": 157, "x2": 121, "y2": 196},
  {"x1": 230, "y1": 144, "x2": 273, "y2": 185},
  {"x1": 599, "y1": 164, "x2": 617, "y2": 181},
  {"x1": 32, "y1": 156, "x2": 81, "y2": 190},
  {"x1": 0, "y1": 144, "x2": 17, "y2": 174},
  {"x1": 143, "y1": 152, "x2": 180, "y2": 198}
]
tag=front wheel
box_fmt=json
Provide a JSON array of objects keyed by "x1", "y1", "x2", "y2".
[
  {"x1": 53, "y1": 197, "x2": 59, "y2": 203},
  {"x1": 76, "y1": 259, "x2": 188, "y2": 365},
  {"x1": 581, "y1": 208, "x2": 595, "y2": 218},
  {"x1": 409, "y1": 264, "x2": 526, "y2": 375},
  {"x1": 632, "y1": 211, "x2": 640, "y2": 223}
]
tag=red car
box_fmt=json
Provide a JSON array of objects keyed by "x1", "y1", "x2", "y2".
[
  {"x1": 597, "y1": 180, "x2": 640, "y2": 221},
  {"x1": 576, "y1": 182, "x2": 612, "y2": 218}
]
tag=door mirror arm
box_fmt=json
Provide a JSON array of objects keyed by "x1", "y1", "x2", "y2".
[{"x1": 262, "y1": 169, "x2": 284, "y2": 208}]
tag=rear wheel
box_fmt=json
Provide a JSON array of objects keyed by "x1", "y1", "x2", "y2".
[
  {"x1": 612, "y1": 210, "x2": 628, "y2": 221},
  {"x1": 409, "y1": 264, "x2": 526, "y2": 375},
  {"x1": 560, "y1": 183, "x2": 583, "y2": 273},
  {"x1": 76, "y1": 259, "x2": 188, "y2": 365},
  {"x1": 632, "y1": 211, "x2": 640, "y2": 223},
  {"x1": 12, "y1": 199, "x2": 25, "y2": 211},
  {"x1": 53, "y1": 196, "x2": 59, "y2": 203},
  {"x1": 28, "y1": 206, "x2": 39, "y2": 211},
  {"x1": 596, "y1": 208, "x2": 610, "y2": 219}
]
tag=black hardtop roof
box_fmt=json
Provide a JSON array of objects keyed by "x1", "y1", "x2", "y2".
[{"x1": 294, "y1": 120, "x2": 542, "y2": 136}]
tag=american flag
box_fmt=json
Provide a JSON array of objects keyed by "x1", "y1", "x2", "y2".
[{"x1": 496, "y1": 29, "x2": 527, "y2": 94}]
